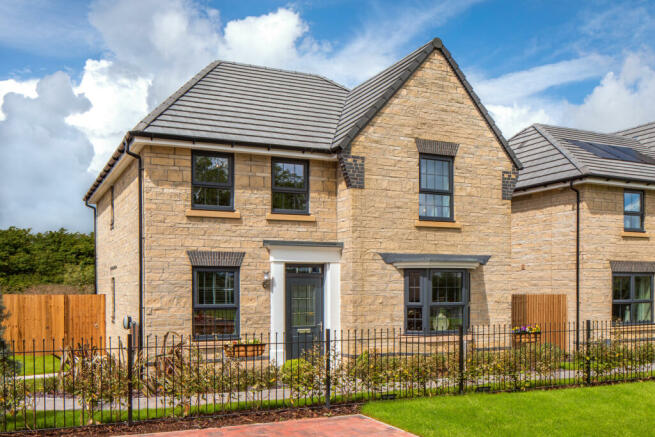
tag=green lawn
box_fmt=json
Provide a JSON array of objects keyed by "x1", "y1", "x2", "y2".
[
  {"x1": 362, "y1": 382, "x2": 655, "y2": 436},
  {"x1": 15, "y1": 354, "x2": 61, "y2": 375}
]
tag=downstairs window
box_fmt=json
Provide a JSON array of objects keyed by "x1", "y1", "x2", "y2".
[
  {"x1": 613, "y1": 273, "x2": 653, "y2": 324},
  {"x1": 405, "y1": 269, "x2": 469, "y2": 334},
  {"x1": 193, "y1": 267, "x2": 239, "y2": 339}
]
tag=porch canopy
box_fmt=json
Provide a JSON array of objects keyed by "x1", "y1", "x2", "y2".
[{"x1": 379, "y1": 253, "x2": 491, "y2": 270}]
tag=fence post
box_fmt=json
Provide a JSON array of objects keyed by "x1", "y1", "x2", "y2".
[
  {"x1": 458, "y1": 325, "x2": 464, "y2": 394},
  {"x1": 585, "y1": 320, "x2": 592, "y2": 385},
  {"x1": 127, "y1": 333, "x2": 133, "y2": 425},
  {"x1": 325, "y1": 328, "x2": 331, "y2": 408}
]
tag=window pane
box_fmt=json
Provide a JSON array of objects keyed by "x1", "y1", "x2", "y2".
[
  {"x1": 194, "y1": 155, "x2": 230, "y2": 184},
  {"x1": 197, "y1": 270, "x2": 235, "y2": 305},
  {"x1": 624, "y1": 192, "x2": 641, "y2": 212},
  {"x1": 290, "y1": 283, "x2": 315, "y2": 327},
  {"x1": 286, "y1": 265, "x2": 322, "y2": 274},
  {"x1": 420, "y1": 158, "x2": 449, "y2": 191},
  {"x1": 406, "y1": 307, "x2": 423, "y2": 331},
  {"x1": 419, "y1": 193, "x2": 451, "y2": 218},
  {"x1": 408, "y1": 272, "x2": 421, "y2": 303},
  {"x1": 272, "y1": 192, "x2": 307, "y2": 211},
  {"x1": 613, "y1": 276, "x2": 631, "y2": 300},
  {"x1": 432, "y1": 271, "x2": 462, "y2": 303},
  {"x1": 613, "y1": 303, "x2": 631, "y2": 323},
  {"x1": 635, "y1": 302, "x2": 652, "y2": 322},
  {"x1": 624, "y1": 215, "x2": 642, "y2": 230},
  {"x1": 193, "y1": 308, "x2": 236, "y2": 337},
  {"x1": 193, "y1": 187, "x2": 231, "y2": 207},
  {"x1": 430, "y1": 307, "x2": 463, "y2": 331},
  {"x1": 635, "y1": 276, "x2": 652, "y2": 300},
  {"x1": 273, "y1": 161, "x2": 305, "y2": 189}
]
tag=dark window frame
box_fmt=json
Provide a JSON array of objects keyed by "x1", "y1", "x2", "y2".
[
  {"x1": 271, "y1": 158, "x2": 310, "y2": 215},
  {"x1": 192, "y1": 266, "x2": 240, "y2": 340},
  {"x1": 418, "y1": 154, "x2": 454, "y2": 222},
  {"x1": 404, "y1": 269, "x2": 470, "y2": 335},
  {"x1": 110, "y1": 186, "x2": 115, "y2": 230},
  {"x1": 612, "y1": 272, "x2": 654, "y2": 325},
  {"x1": 624, "y1": 189, "x2": 645, "y2": 232},
  {"x1": 191, "y1": 151, "x2": 235, "y2": 211}
]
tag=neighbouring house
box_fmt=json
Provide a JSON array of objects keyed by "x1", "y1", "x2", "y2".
[
  {"x1": 84, "y1": 37, "x2": 523, "y2": 358},
  {"x1": 509, "y1": 122, "x2": 655, "y2": 328}
]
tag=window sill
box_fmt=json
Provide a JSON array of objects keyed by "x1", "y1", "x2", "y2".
[
  {"x1": 186, "y1": 209, "x2": 241, "y2": 219},
  {"x1": 621, "y1": 231, "x2": 650, "y2": 239},
  {"x1": 266, "y1": 213, "x2": 316, "y2": 222},
  {"x1": 415, "y1": 220, "x2": 462, "y2": 229}
]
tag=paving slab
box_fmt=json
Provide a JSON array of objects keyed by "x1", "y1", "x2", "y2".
[{"x1": 122, "y1": 414, "x2": 416, "y2": 436}]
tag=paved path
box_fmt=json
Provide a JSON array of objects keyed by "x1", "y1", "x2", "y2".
[{"x1": 121, "y1": 415, "x2": 416, "y2": 436}]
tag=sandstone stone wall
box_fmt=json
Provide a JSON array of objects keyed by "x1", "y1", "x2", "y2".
[
  {"x1": 95, "y1": 160, "x2": 140, "y2": 344},
  {"x1": 338, "y1": 49, "x2": 516, "y2": 331},
  {"x1": 511, "y1": 188, "x2": 577, "y2": 322},
  {"x1": 141, "y1": 147, "x2": 338, "y2": 339},
  {"x1": 579, "y1": 184, "x2": 655, "y2": 321},
  {"x1": 511, "y1": 184, "x2": 655, "y2": 323}
]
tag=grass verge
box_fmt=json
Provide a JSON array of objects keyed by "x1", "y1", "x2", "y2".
[{"x1": 362, "y1": 381, "x2": 655, "y2": 436}]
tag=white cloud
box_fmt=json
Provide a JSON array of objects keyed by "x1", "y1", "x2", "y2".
[
  {"x1": 475, "y1": 54, "x2": 613, "y2": 105},
  {"x1": 0, "y1": 72, "x2": 95, "y2": 232},
  {"x1": 563, "y1": 52, "x2": 655, "y2": 132},
  {"x1": 66, "y1": 60, "x2": 150, "y2": 170},
  {"x1": 0, "y1": 78, "x2": 38, "y2": 120},
  {"x1": 477, "y1": 51, "x2": 655, "y2": 138}
]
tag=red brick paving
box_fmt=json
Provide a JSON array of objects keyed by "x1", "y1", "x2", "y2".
[{"x1": 124, "y1": 414, "x2": 415, "y2": 436}]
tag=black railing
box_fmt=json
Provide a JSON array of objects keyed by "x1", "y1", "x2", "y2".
[{"x1": 2, "y1": 320, "x2": 655, "y2": 432}]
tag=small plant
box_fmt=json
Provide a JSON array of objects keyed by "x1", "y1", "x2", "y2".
[{"x1": 512, "y1": 325, "x2": 541, "y2": 334}]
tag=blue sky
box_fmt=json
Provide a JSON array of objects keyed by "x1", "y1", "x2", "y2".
[{"x1": 0, "y1": 0, "x2": 654, "y2": 232}]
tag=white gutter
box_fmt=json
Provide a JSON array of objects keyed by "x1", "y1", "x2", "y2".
[
  {"x1": 131, "y1": 136, "x2": 339, "y2": 162},
  {"x1": 87, "y1": 141, "x2": 143, "y2": 204},
  {"x1": 513, "y1": 177, "x2": 655, "y2": 197}
]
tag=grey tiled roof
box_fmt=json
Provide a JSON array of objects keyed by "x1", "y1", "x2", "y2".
[
  {"x1": 85, "y1": 38, "x2": 520, "y2": 200},
  {"x1": 133, "y1": 61, "x2": 349, "y2": 152},
  {"x1": 615, "y1": 121, "x2": 655, "y2": 150},
  {"x1": 509, "y1": 123, "x2": 655, "y2": 190}
]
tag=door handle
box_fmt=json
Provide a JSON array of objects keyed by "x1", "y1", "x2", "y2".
[{"x1": 318, "y1": 322, "x2": 323, "y2": 332}]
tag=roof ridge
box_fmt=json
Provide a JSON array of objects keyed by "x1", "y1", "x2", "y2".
[
  {"x1": 534, "y1": 123, "x2": 636, "y2": 141},
  {"x1": 134, "y1": 60, "x2": 221, "y2": 131},
  {"x1": 613, "y1": 119, "x2": 655, "y2": 134},
  {"x1": 533, "y1": 124, "x2": 588, "y2": 174},
  {"x1": 332, "y1": 37, "x2": 522, "y2": 169},
  {"x1": 216, "y1": 60, "x2": 349, "y2": 91}
]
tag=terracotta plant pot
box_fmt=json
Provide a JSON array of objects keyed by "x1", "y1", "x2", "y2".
[{"x1": 223, "y1": 343, "x2": 266, "y2": 358}]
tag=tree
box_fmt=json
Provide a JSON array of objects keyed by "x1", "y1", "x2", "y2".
[{"x1": 0, "y1": 293, "x2": 27, "y2": 418}]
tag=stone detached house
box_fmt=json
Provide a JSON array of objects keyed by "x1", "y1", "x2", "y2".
[
  {"x1": 509, "y1": 122, "x2": 655, "y2": 327},
  {"x1": 84, "y1": 38, "x2": 523, "y2": 357}
]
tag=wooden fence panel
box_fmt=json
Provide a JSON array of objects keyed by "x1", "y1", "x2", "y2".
[
  {"x1": 64, "y1": 295, "x2": 105, "y2": 350},
  {"x1": 2, "y1": 294, "x2": 104, "y2": 353},
  {"x1": 512, "y1": 294, "x2": 568, "y2": 351}
]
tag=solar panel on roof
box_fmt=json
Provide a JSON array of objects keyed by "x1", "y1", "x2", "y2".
[{"x1": 567, "y1": 140, "x2": 655, "y2": 165}]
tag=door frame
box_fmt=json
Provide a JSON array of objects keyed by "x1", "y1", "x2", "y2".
[{"x1": 266, "y1": 242, "x2": 342, "y2": 364}]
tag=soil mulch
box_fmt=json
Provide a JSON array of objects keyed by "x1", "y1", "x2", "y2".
[{"x1": 0, "y1": 404, "x2": 362, "y2": 436}]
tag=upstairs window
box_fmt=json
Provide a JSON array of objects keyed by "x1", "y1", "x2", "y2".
[
  {"x1": 193, "y1": 267, "x2": 239, "y2": 339},
  {"x1": 624, "y1": 190, "x2": 644, "y2": 232},
  {"x1": 271, "y1": 158, "x2": 309, "y2": 214},
  {"x1": 613, "y1": 273, "x2": 653, "y2": 324},
  {"x1": 192, "y1": 151, "x2": 234, "y2": 210},
  {"x1": 419, "y1": 155, "x2": 453, "y2": 221}
]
